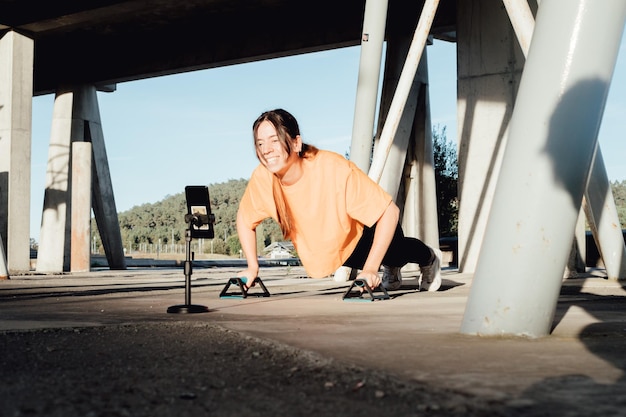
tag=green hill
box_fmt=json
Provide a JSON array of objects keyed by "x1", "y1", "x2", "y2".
[{"x1": 94, "y1": 179, "x2": 282, "y2": 257}]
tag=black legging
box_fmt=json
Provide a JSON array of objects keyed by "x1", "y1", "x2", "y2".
[{"x1": 342, "y1": 223, "x2": 432, "y2": 269}]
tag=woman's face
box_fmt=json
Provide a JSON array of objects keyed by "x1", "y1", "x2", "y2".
[{"x1": 254, "y1": 120, "x2": 300, "y2": 177}]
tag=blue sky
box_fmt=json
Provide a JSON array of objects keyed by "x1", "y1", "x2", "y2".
[{"x1": 30, "y1": 36, "x2": 625, "y2": 241}]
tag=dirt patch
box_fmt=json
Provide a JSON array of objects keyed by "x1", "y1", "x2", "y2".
[{"x1": 0, "y1": 322, "x2": 506, "y2": 417}]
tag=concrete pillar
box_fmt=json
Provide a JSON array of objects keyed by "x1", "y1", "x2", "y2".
[
  {"x1": 86, "y1": 86, "x2": 126, "y2": 270},
  {"x1": 565, "y1": 207, "x2": 586, "y2": 278},
  {"x1": 503, "y1": 0, "x2": 624, "y2": 279},
  {"x1": 349, "y1": 0, "x2": 388, "y2": 172},
  {"x1": 377, "y1": 37, "x2": 439, "y2": 246},
  {"x1": 0, "y1": 31, "x2": 33, "y2": 273},
  {"x1": 37, "y1": 89, "x2": 77, "y2": 272},
  {"x1": 70, "y1": 142, "x2": 92, "y2": 272},
  {"x1": 584, "y1": 147, "x2": 626, "y2": 280},
  {"x1": 456, "y1": 0, "x2": 526, "y2": 273},
  {"x1": 37, "y1": 85, "x2": 126, "y2": 272},
  {"x1": 461, "y1": 0, "x2": 626, "y2": 337},
  {"x1": 377, "y1": 35, "x2": 420, "y2": 200},
  {"x1": 502, "y1": 0, "x2": 535, "y2": 54},
  {"x1": 336, "y1": 0, "x2": 439, "y2": 281},
  {"x1": 402, "y1": 54, "x2": 439, "y2": 250},
  {"x1": 368, "y1": 0, "x2": 439, "y2": 184},
  {"x1": 335, "y1": 0, "x2": 389, "y2": 283},
  {"x1": 376, "y1": 36, "x2": 440, "y2": 269}
]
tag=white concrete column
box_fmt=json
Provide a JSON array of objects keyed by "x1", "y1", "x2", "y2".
[
  {"x1": 0, "y1": 31, "x2": 33, "y2": 273},
  {"x1": 377, "y1": 36, "x2": 420, "y2": 200},
  {"x1": 70, "y1": 142, "x2": 92, "y2": 272},
  {"x1": 375, "y1": 36, "x2": 439, "y2": 269},
  {"x1": 349, "y1": 0, "x2": 389, "y2": 172},
  {"x1": 335, "y1": 0, "x2": 389, "y2": 282},
  {"x1": 379, "y1": 44, "x2": 439, "y2": 250},
  {"x1": 461, "y1": 0, "x2": 626, "y2": 337},
  {"x1": 565, "y1": 207, "x2": 586, "y2": 278},
  {"x1": 37, "y1": 89, "x2": 78, "y2": 272},
  {"x1": 584, "y1": 146, "x2": 626, "y2": 280},
  {"x1": 456, "y1": 0, "x2": 526, "y2": 273},
  {"x1": 368, "y1": 0, "x2": 439, "y2": 184},
  {"x1": 504, "y1": 0, "x2": 623, "y2": 279},
  {"x1": 502, "y1": 0, "x2": 536, "y2": 54},
  {"x1": 403, "y1": 54, "x2": 439, "y2": 250}
]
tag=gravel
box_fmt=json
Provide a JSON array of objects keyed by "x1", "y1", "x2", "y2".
[{"x1": 0, "y1": 322, "x2": 507, "y2": 417}]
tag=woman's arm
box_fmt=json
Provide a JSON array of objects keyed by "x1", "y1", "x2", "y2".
[
  {"x1": 357, "y1": 201, "x2": 400, "y2": 288},
  {"x1": 236, "y1": 209, "x2": 260, "y2": 287}
]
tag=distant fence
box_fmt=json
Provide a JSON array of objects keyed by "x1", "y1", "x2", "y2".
[
  {"x1": 438, "y1": 232, "x2": 626, "y2": 268},
  {"x1": 29, "y1": 232, "x2": 625, "y2": 269}
]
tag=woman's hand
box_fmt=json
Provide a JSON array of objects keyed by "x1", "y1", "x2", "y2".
[
  {"x1": 356, "y1": 269, "x2": 381, "y2": 289},
  {"x1": 359, "y1": 202, "x2": 399, "y2": 288},
  {"x1": 237, "y1": 267, "x2": 259, "y2": 289}
]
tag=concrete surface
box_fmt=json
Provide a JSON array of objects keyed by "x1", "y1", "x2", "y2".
[{"x1": 2, "y1": 265, "x2": 626, "y2": 416}]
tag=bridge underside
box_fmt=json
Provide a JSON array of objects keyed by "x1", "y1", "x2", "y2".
[{"x1": 0, "y1": 0, "x2": 456, "y2": 95}]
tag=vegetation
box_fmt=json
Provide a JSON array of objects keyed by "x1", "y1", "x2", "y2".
[
  {"x1": 433, "y1": 125, "x2": 458, "y2": 237},
  {"x1": 611, "y1": 180, "x2": 626, "y2": 227},
  {"x1": 92, "y1": 179, "x2": 282, "y2": 257}
]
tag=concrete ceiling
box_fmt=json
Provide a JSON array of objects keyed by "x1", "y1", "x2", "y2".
[{"x1": 0, "y1": 0, "x2": 456, "y2": 95}]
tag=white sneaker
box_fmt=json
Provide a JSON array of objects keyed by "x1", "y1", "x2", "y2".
[
  {"x1": 382, "y1": 265, "x2": 402, "y2": 290},
  {"x1": 419, "y1": 248, "x2": 442, "y2": 292}
]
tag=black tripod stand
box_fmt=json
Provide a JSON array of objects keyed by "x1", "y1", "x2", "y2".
[{"x1": 167, "y1": 186, "x2": 215, "y2": 314}]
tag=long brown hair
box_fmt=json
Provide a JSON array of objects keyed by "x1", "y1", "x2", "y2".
[{"x1": 252, "y1": 109, "x2": 318, "y2": 238}]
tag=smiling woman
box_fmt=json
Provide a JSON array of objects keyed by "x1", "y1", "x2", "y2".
[{"x1": 236, "y1": 108, "x2": 442, "y2": 292}]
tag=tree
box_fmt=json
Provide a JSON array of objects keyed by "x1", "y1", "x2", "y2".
[
  {"x1": 226, "y1": 234, "x2": 242, "y2": 256},
  {"x1": 611, "y1": 180, "x2": 626, "y2": 228},
  {"x1": 432, "y1": 125, "x2": 458, "y2": 237}
]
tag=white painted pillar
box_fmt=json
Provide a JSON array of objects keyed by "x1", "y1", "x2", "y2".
[
  {"x1": 368, "y1": 0, "x2": 439, "y2": 183},
  {"x1": 376, "y1": 36, "x2": 440, "y2": 266},
  {"x1": 461, "y1": 0, "x2": 626, "y2": 337},
  {"x1": 334, "y1": 2, "x2": 440, "y2": 283},
  {"x1": 335, "y1": 0, "x2": 389, "y2": 282},
  {"x1": 0, "y1": 31, "x2": 33, "y2": 273},
  {"x1": 377, "y1": 37, "x2": 420, "y2": 200},
  {"x1": 502, "y1": 0, "x2": 535, "y2": 53},
  {"x1": 404, "y1": 54, "x2": 440, "y2": 250},
  {"x1": 503, "y1": 0, "x2": 624, "y2": 279},
  {"x1": 381, "y1": 46, "x2": 439, "y2": 250},
  {"x1": 349, "y1": 0, "x2": 389, "y2": 172},
  {"x1": 584, "y1": 146, "x2": 626, "y2": 280},
  {"x1": 456, "y1": 0, "x2": 527, "y2": 274}
]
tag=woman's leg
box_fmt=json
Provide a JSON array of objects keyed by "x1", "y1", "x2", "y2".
[{"x1": 343, "y1": 223, "x2": 432, "y2": 269}]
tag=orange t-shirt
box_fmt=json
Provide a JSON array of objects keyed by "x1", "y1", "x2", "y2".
[{"x1": 238, "y1": 150, "x2": 392, "y2": 278}]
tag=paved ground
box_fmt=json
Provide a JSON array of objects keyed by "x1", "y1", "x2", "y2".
[{"x1": 1, "y1": 264, "x2": 626, "y2": 416}]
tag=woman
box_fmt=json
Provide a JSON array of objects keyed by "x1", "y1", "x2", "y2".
[{"x1": 236, "y1": 109, "x2": 442, "y2": 291}]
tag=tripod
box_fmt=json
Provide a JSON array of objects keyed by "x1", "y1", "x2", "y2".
[{"x1": 166, "y1": 214, "x2": 210, "y2": 314}]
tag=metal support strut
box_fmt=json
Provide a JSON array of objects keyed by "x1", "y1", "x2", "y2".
[
  {"x1": 343, "y1": 279, "x2": 390, "y2": 302},
  {"x1": 219, "y1": 277, "x2": 271, "y2": 299}
]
